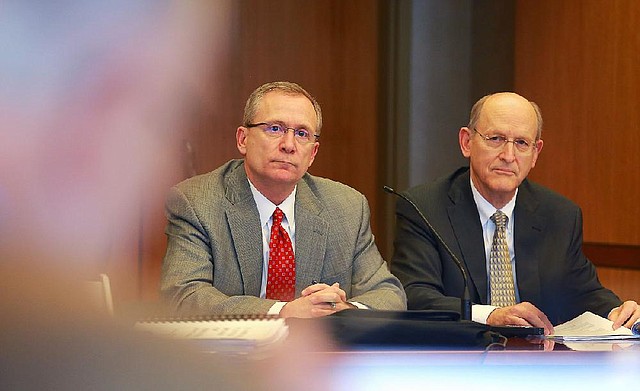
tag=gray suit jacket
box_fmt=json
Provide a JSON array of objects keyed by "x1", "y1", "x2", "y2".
[
  {"x1": 161, "y1": 159, "x2": 406, "y2": 315},
  {"x1": 390, "y1": 167, "x2": 620, "y2": 325}
]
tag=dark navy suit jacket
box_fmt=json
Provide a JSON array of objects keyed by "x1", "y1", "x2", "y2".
[{"x1": 390, "y1": 167, "x2": 621, "y2": 325}]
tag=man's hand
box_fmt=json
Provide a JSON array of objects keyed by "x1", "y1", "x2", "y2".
[
  {"x1": 486, "y1": 301, "x2": 554, "y2": 335},
  {"x1": 609, "y1": 300, "x2": 640, "y2": 329},
  {"x1": 279, "y1": 282, "x2": 354, "y2": 318}
]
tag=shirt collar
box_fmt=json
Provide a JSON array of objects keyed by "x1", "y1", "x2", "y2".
[
  {"x1": 248, "y1": 180, "x2": 296, "y2": 228},
  {"x1": 470, "y1": 176, "x2": 517, "y2": 229}
]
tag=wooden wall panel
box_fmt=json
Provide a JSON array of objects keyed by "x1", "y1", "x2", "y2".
[
  {"x1": 597, "y1": 267, "x2": 640, "y2": 304},
  {"x1": 514, "y1": 0, "x2": 640, "y2": 246},
  {"x1": 514, "y1": 0, "x2": 640, "y2": 301},
  {"x1": 125, "y1": 0, "x2": 384, "y2": 303}
]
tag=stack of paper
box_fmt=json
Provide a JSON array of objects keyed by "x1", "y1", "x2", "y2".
[{"x1": 549, "y1": 311, "x2": 640, "y2": 341}]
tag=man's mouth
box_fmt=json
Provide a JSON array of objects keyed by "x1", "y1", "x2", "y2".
[
  {"x1": 272, "y1": 160, "x2": 295, "y2": 168},
  {"x1": 492, "y1": 167, "x2": 515, "y2": 175}
]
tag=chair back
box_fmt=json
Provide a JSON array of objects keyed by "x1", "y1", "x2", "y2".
[{"x1": 84, "y1": 273, "x2": 114, "y2": 316}]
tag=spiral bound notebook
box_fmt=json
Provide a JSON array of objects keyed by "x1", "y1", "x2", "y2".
[{"x1": 134, "y1": 314, "x2": 289, "y2": 353}]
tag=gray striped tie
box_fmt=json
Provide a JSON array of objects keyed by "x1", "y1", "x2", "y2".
[{"x1": 489, "y1": 211, "x2": 516, "y2": 307}]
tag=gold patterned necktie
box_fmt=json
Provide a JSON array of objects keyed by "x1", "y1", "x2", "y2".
[
  {"x1": 265, "y1": 207, "x2": 296, "y2": 301},
  {"x1": 489, "y1": 210, "x2": 516, "y2": 307}
]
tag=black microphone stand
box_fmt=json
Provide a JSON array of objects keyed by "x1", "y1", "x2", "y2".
[{"x1": 384, "y1": 186, "x2": 472, "y2": 321}]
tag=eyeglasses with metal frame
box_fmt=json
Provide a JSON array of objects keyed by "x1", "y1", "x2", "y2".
[
  {"x1": 246, "y1": 122, "x2": 319, "y2": 144},
  {"x1": 473, "y1": 128, "x2": 537, "y2": 153}
]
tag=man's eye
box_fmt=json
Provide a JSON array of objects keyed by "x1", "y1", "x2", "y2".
[
  {"x1": 488, "y1": 136, "x2": 505, "y2": 142},
  {"x1": 295, "y1": 129, "x2": 309, "y2": 138},
  {"x1": 267, "y1": 125, "x2": 282, "y2": 132},
  {"x1": 514, "y1": 139, "x2": 529, "y2": 147}
]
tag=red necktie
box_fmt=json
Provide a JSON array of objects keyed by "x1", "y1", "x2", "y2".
[{"x1": 266, "y1": 207, "x2": 296, "y2": 301}]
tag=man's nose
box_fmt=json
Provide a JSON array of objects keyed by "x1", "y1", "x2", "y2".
[
  {"x1": 279, "y1": 130, "x2": 297, "y2": 152},
  {"x1": 500, "y1": 141, "x2": 517, "y2": 161}
]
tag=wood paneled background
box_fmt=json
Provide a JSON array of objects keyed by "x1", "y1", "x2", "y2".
[
  {"x1": 515, "y1": 0, "x2": 639, "y2": 245},
  {"x1": 514, "y1": 0, "x2": 639, "y2": 301},
  {"x1": 107, "y1": 0, "x2": 639, "y2": 308}
]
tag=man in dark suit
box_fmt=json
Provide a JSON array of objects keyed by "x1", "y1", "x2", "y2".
[
  {"x1": 161, "y1": 81, "x2": 406, "y2": 318},
  {"x1": 390, "y1": 92, "x2": 638, "y2": 334}
]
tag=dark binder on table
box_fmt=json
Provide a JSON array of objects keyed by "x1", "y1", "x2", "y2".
[
  {"x1": 489, "y1": 325, "x2": 544, "y2": 338},
  {"x1": 288, "y1": 309, "x2": 505, "y2": 350}
]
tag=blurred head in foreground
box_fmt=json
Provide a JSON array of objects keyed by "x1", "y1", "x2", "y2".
[
  {"x1": 0, "y1": 1, "x2": 220, "y2": 274},
  {"x1": 0, "y1": 1, "x2": 330, "y2": 390}
]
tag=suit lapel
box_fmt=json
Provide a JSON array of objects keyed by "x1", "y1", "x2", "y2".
[
  {"x1": 513, "y1": 181, "x2": 544, "y2": 305},
  {"x1": 447, "y1": 173, "x2": 488, "y2": 304},
  {"x1": 293, "y1": 178, "x2": 327, "y2": 294},
  {"x1": 224, "y1": 164, "x2": 263, "y2": 297}
]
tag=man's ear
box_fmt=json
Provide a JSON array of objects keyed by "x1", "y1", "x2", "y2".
[
  {"x1": 530, "y1": 139, "x2": 544, "y2": 168},
  {"x1": 459, "y1": 127, "x2": 472, "y2": 158},
  {"x1": 307, "y1": 141, "x2": 320, "y2": 168},
  {"x1": 236, "y1": 126, "x2": 248, "y2": 156}
]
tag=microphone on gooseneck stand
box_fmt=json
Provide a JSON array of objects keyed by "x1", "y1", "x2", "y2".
[
  {"x1": 632, "y1": 320, "x2": 640, "y2": 336},
  {"x1": 384, "y1": 185, "x2": 472, "y2": 321}
]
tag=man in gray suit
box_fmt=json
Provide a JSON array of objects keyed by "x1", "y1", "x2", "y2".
[{"x1": 161, "y1": 81, "x2": 406, "y2": 318}]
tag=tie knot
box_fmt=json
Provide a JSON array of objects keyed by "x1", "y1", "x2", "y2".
[
  {"x1": 491, "y1": 210, "x2": 508, "y2": 228},
  {"x1": 272, "y1": 207, "x2": 284, "y2": 225}
]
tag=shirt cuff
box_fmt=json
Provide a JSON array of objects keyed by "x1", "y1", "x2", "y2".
[
  {"x1": 472, "y1": 304, "x2": 498, "y2": 324},
  {"x1": 268, "y1": 301, "x2": 367, "y2": 314},
  {"x1": 268, "y1": 301, "x2": 287, "y2": 315}
]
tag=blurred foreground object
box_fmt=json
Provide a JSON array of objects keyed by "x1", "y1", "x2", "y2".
[{"x1": 0, "y1": 1, "x2": 330, "y2": 390}]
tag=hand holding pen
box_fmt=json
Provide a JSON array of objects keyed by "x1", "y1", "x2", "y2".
[
  {"x1": 302, "y1": 281, "x2": 348, "y2": 310},
  {"x1": 278, "y1": 280, "x2": 352, "y2": 318}
]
